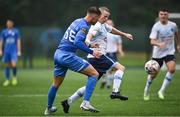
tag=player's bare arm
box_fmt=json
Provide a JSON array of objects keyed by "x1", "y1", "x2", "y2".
[
  {"x1": 150, "y1": 38, "x2": 166, "y2": 49},
  {"x1": 85, "y1": 33, "x2": 100, "y2": 48},
  {"x1": 0, "y1": 39, "x2": 2, "y2": 56},
  {"x1": 111, "y1": 27, "x2": 133, "y2": 40},
  {"x1": 17, "y1": 39, "x2": 21, "y2": 56},
  {"x1": 117, "y1": 43, "x2": 125, "y2": 57},
  {"x1": 175, "y1": 32, "x2": 180, "y2": 53}
]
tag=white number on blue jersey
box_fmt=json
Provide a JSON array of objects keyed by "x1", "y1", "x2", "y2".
[{"x1": 64, "y1": 28, "x2": 76, "y2": 42}]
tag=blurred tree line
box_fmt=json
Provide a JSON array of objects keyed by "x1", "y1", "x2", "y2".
[
  {"x1": 0, "y1": 0, "x2": 180, "y2": 27},
  {"x1": 0, "y1": 0, "x2": 180, "y2": 68}
]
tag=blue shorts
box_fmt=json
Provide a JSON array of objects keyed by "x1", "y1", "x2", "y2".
[
  {"x1": 2, "y1": 52, "x2": 18, "y2": 63},
  {"x1": 106, "y1": 52, "x2": 117, "y2": 61},
  {"x1": 87, "y1": 55, "x2": 117, "y2": 74},
  {"x1": 54, "y1": 49, "x2": 90, "y2": 77}
]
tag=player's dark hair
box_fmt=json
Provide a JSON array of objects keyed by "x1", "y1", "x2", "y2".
[
  {"x1": 99, "y1": 6, "x2": 110, "y2": 13},
  {"x1": 7, "y1": 19, "x2": 14, "y2": 23},
  {"x1": 87, "y1": 6, "x2": 101, "y2": 15},
  {"x1": 159, "y1": 8, "x2": 169, "y2": 12}
]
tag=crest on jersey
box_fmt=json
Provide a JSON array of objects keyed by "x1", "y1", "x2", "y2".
[{"x1": 80, "y1": 28, "x2": 87, "y2": 34}]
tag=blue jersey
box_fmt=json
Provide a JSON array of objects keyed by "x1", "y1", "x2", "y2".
[
  {"x1": 0, "y1": 28, "x2": 20, "y2": 53},
  {"x1": 58, "y1": 18, "x2": 93, "y2": 54}
]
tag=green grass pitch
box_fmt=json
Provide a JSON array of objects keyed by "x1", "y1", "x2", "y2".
[{"x1": 0, "y1": 69, "x2": 180, "y2": 116}]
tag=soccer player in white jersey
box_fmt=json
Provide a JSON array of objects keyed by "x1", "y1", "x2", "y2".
[
  {"x1": 143, "y1": 9, "x2": 180, "y2": 101},
  {"x1": 100, "y1": 19, "x2": 125, "y2": 89},
  {"x1": 61, "y1": 7, "x2": 133, "y2": 113}
]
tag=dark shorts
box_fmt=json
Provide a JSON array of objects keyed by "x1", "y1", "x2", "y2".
[
  {"x1": 87, "y1": 55, "x2": 117, "y2": 74},
  {"x1": 152, "y1": 55, "x2": 176, "y2": 67},
  {"x1": 106, "y1": 52, "x2": 117, "y2": 61}
]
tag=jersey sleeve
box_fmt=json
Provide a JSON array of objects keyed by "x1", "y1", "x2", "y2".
[
  {"x1": 149, "y1": 24, "x2": 158, "y2": 39},
  {"x1": 174, "y1": 23, "x2": 178, "y2": 33},
  {"x1": 74, "y1": 26, "x2": 93, "y2": 54},
  {"x1": 16, "y1": 29, "x2": 21, "y2": 39},
  {"x1": 89, "y1": 23, "x2": 101, "y2": 37},
  {"x1": 105, "y1": 23, "x2": 113, "y2": 32},
  {"x1": 116, "y1": 35, "x2": 122, "y2": 44}
]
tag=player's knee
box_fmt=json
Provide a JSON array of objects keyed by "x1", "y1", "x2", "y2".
[
  {"x1": 169, "y1": 68, "x2": 176, "y2": 74},
  {"x1": 53, "y1": 77, "x2": 64, "y2": 88},
  {"x1": 91, "y1": 70, "x2": 99, "y2": 78},
  {"x1": 116, "y1": 63, "x2": 125, "y2": 71}
]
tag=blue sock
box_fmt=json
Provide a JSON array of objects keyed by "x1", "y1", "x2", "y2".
[
  {"x1": 84, "y1": 76, "x2": 97, "y2": 101},
  {"x1": 13, "y1": 67, "x2": 17, "y2": 77},
  {"x1": 5, "y1": 67, "x2": 10, "y2": 80},
  {"x1": 48, "y1": 85, "x2": 58, "y2": 108}
]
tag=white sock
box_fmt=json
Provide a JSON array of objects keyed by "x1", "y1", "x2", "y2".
[
  {"x1": 68, "y1": 86, "x2": 86, "y2": 105},
  {"x1": 144, "y1": 75, "x2": 153, "y2": 95},
  {"x1": 159, "y1": 72, "x2": 173, "y2": 94},
  {"x1": 101, "y1": 74, "x2": 107, "y2": 83},
  {"x1": 113, "y1": 70, "x2": 124, "y2": 92},
  {"x1": 107, "y1": 73, "x2": 113, "y2": 87}
]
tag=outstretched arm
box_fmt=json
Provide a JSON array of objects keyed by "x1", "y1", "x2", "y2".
[
  {"x1": 111, "y1": 27, "x2": 133, "y2": 40},
  {"x1": 0, "y1": 39, "x2": 3, "y2": 56},
  {"x1": 17, "y1": 39, "x2": 21, "y2": 56}
]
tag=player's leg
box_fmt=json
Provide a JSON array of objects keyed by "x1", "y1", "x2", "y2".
[
  {"x1": 64, "y1": 54, "x2": 99, "y2": 112},
  {"x1": 100, "y1": 74, "x2": 107, "y2": 89},
  {"x1": 158, "y1": 55, "x2": 176, "y2": 100},
  {"x1": 106, "y1": 70, "x2": 114, "y2": 89},
  {"x1": 44, "y1": 50, "x2": 68, "y2": 115},
  {"x1": 144, "y1": 58, "x2": 163, "y2": 101},
  {"x1": 79, "y1": 64, "x2": 100, "y2": 112},
  {"x1": 45, "y1": 76, "x2": 65, "y2": 115},
  {"x1": 143, "y1": 72, "x2": 158, "y2": 100},
  {"x1": 3, "y1": 62, "x2": 11, "y2": 86},
  {"x1": 61, "y1": 72, "x2": 103, "y2": 113},
  {"x1": 11, "y1": 61, "x2": 18, "y2": 86},
  {"x1": 104, "y1": 53, "x2": 117, "y2": 89},
  {"x1": 110, "y1": 62, "x2": 128, "y2": 100},
  {"x1": 2, "y1": 53, "x2": 11, "y2": 86}
]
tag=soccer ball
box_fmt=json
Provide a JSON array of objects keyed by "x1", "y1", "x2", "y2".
[{"x1": 144, "y1": 60, "x2": 160, "y2": 74}]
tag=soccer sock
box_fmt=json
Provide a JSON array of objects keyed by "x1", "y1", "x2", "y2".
[
  {"x1": 113, "y1": 70, "x2": 124, "y2": 93},
  {"x1": 83, "y1": 76, "x2": 97, "y2": 101},
  {"x1": 159, "y1": 72, "x2": 173, "y2": 94},
  {"x1": 107, "y1": 73, "x2": 113, "y2": 87},
  {"x1": 68, "y1": 86, "x2": 86, "y2": 105},
  {"x1": 144, "y1": 75, "x2": 153, "y2": 95},
  {"x1": 101, "y1": 74, "x2": 106, "y2": 83},
  {"x1": 12, "y1": 67, "x2": 17, "y2": 77},
  {"x1": 5, "y1": 67, "x2": 10, "y2": 80},
  {"x1": 47, "y1": 85, "x2": 58, "y2": 109}
]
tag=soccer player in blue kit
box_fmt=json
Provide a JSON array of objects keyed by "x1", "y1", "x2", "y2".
[
  {"x1": 44, "y1": 7, "x2": 102, "y2": 115},
  {"x1": 0, "y1": 20, "x2": 21, "y2": 86}
]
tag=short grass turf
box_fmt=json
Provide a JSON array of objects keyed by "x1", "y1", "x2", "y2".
[{"x1": 0, "y1": 69, "x2": 180, "y2": 116}]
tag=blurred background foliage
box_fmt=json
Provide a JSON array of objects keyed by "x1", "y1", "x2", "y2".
[{"x1": 0, "y1": 0, "x2": 180, "y2": 68}]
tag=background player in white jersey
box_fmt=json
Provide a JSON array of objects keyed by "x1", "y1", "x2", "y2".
[
  {"x1": 143, "y1": 9, "x2": 180, "y2": 101},
  {"x1": 61, "y1": 7, "x2": 133, "y2": 113},
  {"x1": 100, "y1": 19, "x2": 125, "y2": 89}
]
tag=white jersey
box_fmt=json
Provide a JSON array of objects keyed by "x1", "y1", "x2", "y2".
[
  {"x1": 149, "y1": 21, "x2": 178, "y2": 58},
  {"x1": 87, "y1": 22, "x2": 112, "y2": 58},
  {"x1": 106, "y1": 33, "x2": 122, "y2": 53}
]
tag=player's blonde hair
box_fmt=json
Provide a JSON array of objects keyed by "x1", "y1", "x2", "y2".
[{"x1": 99, "y1": 6, "x2": 110, "y2": 13}]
